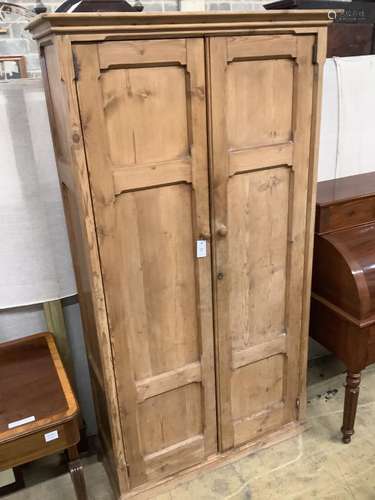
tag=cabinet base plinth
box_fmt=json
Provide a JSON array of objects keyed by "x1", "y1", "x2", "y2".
[{"x1": 115, "y1": 421, "x2": 304, "y2": 500}]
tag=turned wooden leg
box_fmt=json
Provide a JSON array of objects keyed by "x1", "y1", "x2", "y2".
[
  {"x1": 67, "y1": 445, "x2": 88, "y2": 500},
  {"x1": 341, "y1": 371, "x2": 361, "y2": 444}
]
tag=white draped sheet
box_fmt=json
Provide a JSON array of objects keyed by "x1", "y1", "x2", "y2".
[{"x1": 318, "y1": 55, "x2": 375, "y2": 181}]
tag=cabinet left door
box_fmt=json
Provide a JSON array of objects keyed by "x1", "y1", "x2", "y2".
[{"x1": 74, "y1": 39, "x2": 217, "y2": 488}]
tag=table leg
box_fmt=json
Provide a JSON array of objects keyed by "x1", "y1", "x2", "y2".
[
  {"x1": 67, "y1": 445, "x2": 88, "y2": 500},
  {"x1": 341, "y1": 371, "x2": 361, "y2": 444}
]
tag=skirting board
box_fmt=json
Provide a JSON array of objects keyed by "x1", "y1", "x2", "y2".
[{"x1": 103, "y1": 421, "x2": 305, "y2": 500}]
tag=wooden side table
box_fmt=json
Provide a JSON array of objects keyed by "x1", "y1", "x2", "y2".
[{"x1": 0, "y1": 333, "x2": 87, "y2": 499}]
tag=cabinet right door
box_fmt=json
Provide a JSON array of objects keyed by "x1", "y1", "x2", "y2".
[{"x1": 209, "y1": 34, "x2": 316, "y2": 450}]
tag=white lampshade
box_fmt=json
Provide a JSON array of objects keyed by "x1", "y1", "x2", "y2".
[{"x1": 0, "y1": 78, "x2": 76, "y2": 310}]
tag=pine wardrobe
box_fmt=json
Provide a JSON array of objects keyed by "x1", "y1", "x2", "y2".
[{"x1": 28, "y1": 11, "x2": 330, "y2": 498}]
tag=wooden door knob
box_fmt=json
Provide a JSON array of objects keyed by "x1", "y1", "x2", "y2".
[
  {"x1": 200, "y1": 231, "x2": 211, "y2": 240},
  {"x1": 216, "y1": 224, "x2": 228, "y2": 237}
]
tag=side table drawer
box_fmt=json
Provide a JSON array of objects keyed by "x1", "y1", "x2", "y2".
[{"x1": 0, "y1": 417, "x2": 80, "y2": 470}]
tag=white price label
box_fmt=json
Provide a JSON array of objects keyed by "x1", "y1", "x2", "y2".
[
  {"x1": 196, "y1": 240, "x2": 207, "y2": 258},
  {"x1": 44, "y1": 430, "x2": 59, "y2": 442},
  {"x1": 8, "y1": 415, "x2": 35, "y2": 429}
]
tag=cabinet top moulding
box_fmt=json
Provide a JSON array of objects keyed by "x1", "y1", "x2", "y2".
[{"x1": 27, "y1": 10, "x2": 334, "y2": 40}]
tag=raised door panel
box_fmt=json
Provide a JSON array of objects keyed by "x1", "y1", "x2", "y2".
[
  {"x1": 209, "y1": 35, "x2": 315, "y2": 450},
  {"x1": 74, "y1": 39, "x2": 216, "y2": 487}
]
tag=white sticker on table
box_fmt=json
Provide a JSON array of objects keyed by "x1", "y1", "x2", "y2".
[
  {"x1": 8, "y1": 415, "x2": 35, "y2": 429},
  {"x1": 196, "y1": 240, "x2": 207, "y2": 258},
  {"x1": 44, "y1": 430, "x2": 59, "y2": 442}
]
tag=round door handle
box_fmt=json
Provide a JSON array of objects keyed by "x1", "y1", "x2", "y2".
[
  {"x1": 216, "y1": 224, "x2": 228, "y2": 237},
  {"x1": 217, "y1": 272, "x2": 224, "y2": 280}
]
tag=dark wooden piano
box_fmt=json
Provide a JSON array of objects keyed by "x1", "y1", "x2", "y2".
[{"x1": 310, "y1": 171, "x2": 375, "y2": 443}]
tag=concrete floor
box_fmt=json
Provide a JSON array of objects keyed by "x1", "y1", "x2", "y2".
[{"x1": 4, "y1": 355, "x2": 375, "y2": 500}]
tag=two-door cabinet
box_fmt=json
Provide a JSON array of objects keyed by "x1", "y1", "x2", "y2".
[{"x1": 28, "y1": 11, "x2": 330, "y2": 498}]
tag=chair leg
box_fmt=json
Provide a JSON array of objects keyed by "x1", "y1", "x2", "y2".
[
  {"x1": 67, "y1": 445, "x2": 88, "y2": 500},
  {"x1": 341, "y1": 371, "x2": 361, "y2": 444}
]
